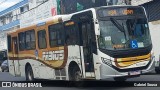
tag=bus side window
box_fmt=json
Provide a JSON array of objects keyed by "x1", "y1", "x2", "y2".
[
  {"x1": 18, "y1": 32, "x2": 25, "y2": 51},
  {"x1": 87, "y1": 22, "x2": 97, "y2": 54},
  {"x1": 48, "y1": 23, "x2": 64, "y2": 47},
  {"x1": 65, "y1": 23, "x2": 78, "y2": 45},
  {"x1": 7, "y1": 35, "x2": 12, "y2": 52},
  {"x1": 25, "y1": 30, "x2": 36, "y2": 50},
  {"x1": 38, "y1": 30, "x2": 47, "y2": 49}
]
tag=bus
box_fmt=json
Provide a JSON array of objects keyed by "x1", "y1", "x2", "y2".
[{"x1": 7, "y1": 5, "x2": 155, "y2": 81}]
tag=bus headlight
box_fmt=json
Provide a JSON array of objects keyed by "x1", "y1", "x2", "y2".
[{"x1": 101, "y1": 57, "x2": 112, "y2": 66}]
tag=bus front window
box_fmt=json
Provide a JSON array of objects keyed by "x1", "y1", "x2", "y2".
[{"x1": 98, "y1": 18, "x2": 151, "y2": 50}]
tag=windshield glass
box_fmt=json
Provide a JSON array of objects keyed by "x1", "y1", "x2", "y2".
[{"x1": 98, "y1": 18, "x2": 151, "y2": 50}]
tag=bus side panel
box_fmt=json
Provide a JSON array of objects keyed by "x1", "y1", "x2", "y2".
[
  {"x1": 66, "y1": 45, "x2": 83, "y2": 79},
  {"x1": 18, "y1": 58, "x2": 58, "y2": 80},
  {"x1": 18, "y1": 59, "x2": 40, "y2": 79},
  {"x1": 8, "y1": 59, "x2": 15, "y2": 76}
]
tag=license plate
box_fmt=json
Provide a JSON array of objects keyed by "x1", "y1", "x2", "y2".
[{"x1": 129, "y1": 71, "x2": 141, "y2": 75}]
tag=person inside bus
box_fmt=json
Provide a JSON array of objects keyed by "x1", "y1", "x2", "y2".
[{"x1": 134, "y1": 24, "x2": 143, "y2": 37}]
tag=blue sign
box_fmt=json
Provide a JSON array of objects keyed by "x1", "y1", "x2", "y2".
[
  {"x1": 35, "y1": 50, "x2": 38, "y2": 59},
  {"x1": 35, "y1": 50, "x2": 38, "y2": 57},
  {"x1": 36, "y1": 22, "x2": 46, "y2": 27},
  {"x1": 130, "y1": 40, "x2": 138, "y2": 49}
]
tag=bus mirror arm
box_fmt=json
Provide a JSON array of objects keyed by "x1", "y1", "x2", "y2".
[
  {"x1": 95, "y1": 26, "x2": 100, "y2": 35},
  {"x1": 94, "y1": 19, "x2": 100, "y2": 35}
]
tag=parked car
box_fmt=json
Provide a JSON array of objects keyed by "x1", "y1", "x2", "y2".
[
  {"x1": 1, "y1": 60, "x2": 9, "y2": 72},
  {"x1": 0, "y1": 50, "x2": 7, "y2": 65}
]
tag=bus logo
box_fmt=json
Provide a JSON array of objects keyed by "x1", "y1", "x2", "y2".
[{"x1": 42, "y1": 50, "x2": 64, "y2": 61}]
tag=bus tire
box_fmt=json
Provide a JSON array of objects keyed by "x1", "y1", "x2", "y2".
[
  {"x1": 69, "y1": 66, "x2": 84, "y2": 87},
  {"x1": 114, "y1": 77, "x2": 126, "y2": 81},
  {"x1": 25, "y1": 65, "x2": 34, "y2": 81}
]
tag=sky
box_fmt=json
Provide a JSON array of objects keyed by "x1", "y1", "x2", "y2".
[{"x1": 0, "y1": 0, "x2": 22, "y2": 12}]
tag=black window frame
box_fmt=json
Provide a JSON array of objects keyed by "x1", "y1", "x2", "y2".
[
  {"x1": 18, "y1": 32, "x2": 26, "y2": 51},
  {"x1": 7, "y1": 35, "x2": 12, "y2": 52},
  {"x1": 25, "y1": 30, "x2": 36, "y2": 50},
  {"x1": 38, "y1": 30, "x2": 47, "y2": 49},
  {"x1": 48, "y1": 23, "x2": 64, "y2": 47},
  {"x1": 64, "y1": 21, "x2": 79, "y2": 45}
]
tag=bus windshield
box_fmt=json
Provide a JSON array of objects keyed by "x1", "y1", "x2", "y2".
[{"x1": 98, "y1": 18, "x2": 151, "y2": 50}]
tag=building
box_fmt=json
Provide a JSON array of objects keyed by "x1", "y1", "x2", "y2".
[
  {"x1": 0, "y1": 0, "x2": 29, "y2": 51},
  {"x1": 0, "y1": 0, "x2": 29, "y2": 31},
  {"x1": 0, "y1": 0, "x2": 49, "y2": 31},
  {"x1": 58, "y1": 0, "x2": 131, "y2": 14},
  {"x1": 0, "y1": 0, "x2": 49, "y2": 51}
]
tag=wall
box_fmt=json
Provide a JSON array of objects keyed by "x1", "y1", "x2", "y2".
[{"x1": 20, "y1": 0, "x2": 57, "y2": 28}]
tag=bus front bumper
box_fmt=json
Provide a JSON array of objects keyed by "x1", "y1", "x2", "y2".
[{"x1": 99, "y1": 59, "x2": 155, "y2": 80}]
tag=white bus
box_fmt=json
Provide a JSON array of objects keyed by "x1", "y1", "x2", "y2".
[{"x1": 7, "y1": 5, "x2": 155, "y2": 82}]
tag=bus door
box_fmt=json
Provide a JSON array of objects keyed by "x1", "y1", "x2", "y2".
[
  {"x1": 72, "y1": 12, "x2": 97, "y2": 78},
  {"x1": 12, "y1": 37, "x2": 21, "y2": 76},
  {"x1": 78, "y1": 21, "x2": 96, "y2": 78}
]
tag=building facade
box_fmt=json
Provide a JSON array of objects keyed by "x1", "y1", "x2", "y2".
[
  {"x1": 0, "y1": 0, "x2": 29, "y2": 31},
  {"x1": 0, "y1": 0, "x2": 49, "y2": 51},
  {"x1": 0, "y1": 0, "x2": 29, "y2": 51},
  {"x1": 57, "y1": 0, "x2": 131, "y2": 14}
]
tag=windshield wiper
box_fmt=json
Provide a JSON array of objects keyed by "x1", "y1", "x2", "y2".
[
  {"x1": 110, "y1": 18, "x2": 125, "y2": 32},
  {"x1": 110, "y1": 18, "x2": 127, "y2": 44}
]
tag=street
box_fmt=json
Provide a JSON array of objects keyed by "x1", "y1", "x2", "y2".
[
  {"x1": 0, "y1": 71, "x2": 160, "y2": 81},
  {"x1": 0, "y1": 72, "x2": 160, "y2": 90}
]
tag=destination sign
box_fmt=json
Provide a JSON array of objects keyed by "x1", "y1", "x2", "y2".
[{"x1": 98, "y1": 7, "x2": 144, "y2": 17}]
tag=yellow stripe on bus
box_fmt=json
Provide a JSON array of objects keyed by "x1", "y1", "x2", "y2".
[{"x1": 116, "y1": 53, "x2": 151, "y2": 62}]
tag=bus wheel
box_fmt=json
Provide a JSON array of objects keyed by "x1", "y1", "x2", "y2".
[
  {"x1": 26, "y1": 65, "x2": 34, "y2": 81},
  {"x1": 70, "y1": 66, "x2": 84, "y2": 87},
  {"x1": 114, "y1": 77, "x2": 126, "y2": 81},
  {"x1": 74, "y1": 68, "x2": 82, "y2": 81}
]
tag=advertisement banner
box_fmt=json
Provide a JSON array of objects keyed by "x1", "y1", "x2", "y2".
[{"x1": 20, "y1": 0, "x2": 57, "y2": 28}]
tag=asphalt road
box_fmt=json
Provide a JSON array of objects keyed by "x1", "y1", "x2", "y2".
[{"x1": 0, "y1": 72, "x2": 160, "y2": 90}]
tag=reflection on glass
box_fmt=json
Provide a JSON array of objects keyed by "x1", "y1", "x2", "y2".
[{"x1": 98, "y1": 18, "x2": 151, "y2": 50}]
